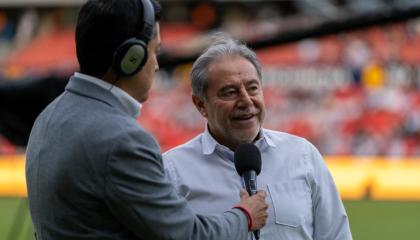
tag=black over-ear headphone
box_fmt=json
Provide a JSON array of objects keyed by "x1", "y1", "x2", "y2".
[{"x1": 112, "y1": 0, "x2": 155, "y2": 77}]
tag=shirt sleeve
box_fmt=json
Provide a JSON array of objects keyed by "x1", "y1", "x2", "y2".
[
  {"x1": 162, "y1": 152, "x2": 181, "y2": 194},
  {"x1": 306, "y1": 141, "x2": 353, "y2": 240},
  {"x1": 104, "y1": 127, "x2": 249, "y2": 240}
]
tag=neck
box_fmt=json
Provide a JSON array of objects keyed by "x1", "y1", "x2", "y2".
[
  {"x1": 101, "y1": 70, "x2": 118, "y2": 85},
  {"x1": 208, "y1": 127, "x2": 262, "y2": 151}
]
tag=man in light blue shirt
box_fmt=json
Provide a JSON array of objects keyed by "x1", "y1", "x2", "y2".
[{"x1": 163, "y1": 35, "x2": 352, "y2": 240}]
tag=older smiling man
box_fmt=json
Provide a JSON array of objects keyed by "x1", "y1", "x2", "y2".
[{"x1": 163, "y1": 34, "x2": 352, "y2": 240}]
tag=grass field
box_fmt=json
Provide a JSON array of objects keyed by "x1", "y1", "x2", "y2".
[
  {"x1": 344, "y1": 200, "x2": 420, "y2": 240},
  {"x1": 1, "y1": 197, "x2": 419, "y2": 239},
  {"x1": 0, "y1": 198, "x2": 33, "y2": 240}
]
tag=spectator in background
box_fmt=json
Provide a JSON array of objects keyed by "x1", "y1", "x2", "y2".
[
  {"x1": 343, "y1": 37, "x2": 371, "y2": 86},
  {"x1": 0, "y1": 11, "x2": 14, "y2": 58},
  {"x1": 25, "y1": 1, "x2": 267, "y2": 239},
  {"x1": 12, "y1": 8, "x2": 39, "y2": 52},
  {"x1": 362, "y1": 57, "x2": 386, "y2": 89},
  {"x1": 163, "y1": 34, "x2": 352, "y2": 240}
]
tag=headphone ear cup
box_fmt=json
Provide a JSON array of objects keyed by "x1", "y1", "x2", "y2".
[{"x1": 113, "y1": 38, "x2": 148, "y2": 76}]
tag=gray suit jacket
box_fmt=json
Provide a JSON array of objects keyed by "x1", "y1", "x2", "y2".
[{"x1": 26, "y1": 76, "x2": 248, "y2": 240}]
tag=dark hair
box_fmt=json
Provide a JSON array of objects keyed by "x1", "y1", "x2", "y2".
[{"x1": 75, "y1": 0, "x2": 161, "y2": 77}]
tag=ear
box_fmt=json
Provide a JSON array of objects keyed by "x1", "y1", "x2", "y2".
[{"x1": 192, "y1": 95, "x2": 208, "y2": 118}]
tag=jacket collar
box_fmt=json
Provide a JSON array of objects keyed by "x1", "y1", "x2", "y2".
[{"x1": 65, "y1": 75, "x2": 139, "y2": 119}]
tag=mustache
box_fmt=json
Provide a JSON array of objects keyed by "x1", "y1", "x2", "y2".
[{"x1": 232, "y1": 109, "x2": 259, "y2": 118}]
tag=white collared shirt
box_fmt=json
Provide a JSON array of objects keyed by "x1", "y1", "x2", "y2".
[
  {"x1": 74, "y1": 72, "x2": 142, "y2": 118},
  {"x1": 163, "y1": 126, "x2": 352, "y2": 240}
]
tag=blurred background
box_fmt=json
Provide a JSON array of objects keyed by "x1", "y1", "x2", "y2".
[{"x1": 1, "y1": 0, "x2": 420, "y2": 239}]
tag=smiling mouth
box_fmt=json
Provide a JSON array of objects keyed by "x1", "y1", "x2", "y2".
[{"x1": 233, "y1": 114, "x2": 254, "y2": 121}]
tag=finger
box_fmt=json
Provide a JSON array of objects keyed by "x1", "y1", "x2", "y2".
[
  {"x1": 258, "y1": 203, "x2": 268, "y2": 211},
  {"x1": 257, "y1": 190, "x2": 267, "y2": 198},
  {"x1": 239, "y1": 189, "x2": 249, "y2": 199}
]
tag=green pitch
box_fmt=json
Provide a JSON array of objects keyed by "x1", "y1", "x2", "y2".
[
  {"x1": 344, "y1": 200, "x2": 420, "y2": 240},
  {"x1": 0, "y1": 197, "x2": 33, "y2": 240},
  {"x1": 1, "y1": 198, "x2": 419, "y2": 239}
]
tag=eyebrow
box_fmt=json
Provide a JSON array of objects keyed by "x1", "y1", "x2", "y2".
[{"x1": 246, "y1": 79, "x2": 260, "y2": 85}]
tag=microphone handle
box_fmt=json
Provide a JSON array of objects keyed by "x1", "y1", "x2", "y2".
[
  {"x1": 243, "y1": 171, "x2": 260, "y2": 239},
  {"x1": 254, "y1": 230, "x2": 260, "y2": 239},
  {"x1": 243, "y1": 171, "x2": 257, "y2": 196}
]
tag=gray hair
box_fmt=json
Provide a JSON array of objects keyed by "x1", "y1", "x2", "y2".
[{"x1": 190, "y1": 34, "x2": 262, "y2": 100}]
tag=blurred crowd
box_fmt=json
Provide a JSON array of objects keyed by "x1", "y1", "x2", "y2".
[
  {"x1": 142, "y1": 21, "x2": 420, "y2": 157},
  {"x1": 140, "y1": 83, "x2": 420, "y2": 157},
  {"x1": 1, "y1": 3, "x2": 420, "y2": 156}
]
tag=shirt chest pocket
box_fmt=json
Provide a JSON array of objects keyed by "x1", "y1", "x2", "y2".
[{"x1": 268, "y1": 180, "x2": 312, "y2": 228}]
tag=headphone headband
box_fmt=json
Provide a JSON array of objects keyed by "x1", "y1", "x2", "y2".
[{"x1": 138, "y1": 0, "x2": 155, "y2": 44}]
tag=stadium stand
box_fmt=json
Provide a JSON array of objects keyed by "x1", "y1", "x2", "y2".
[{"x1": 0, "y1": 1, "x2": 419, "y2": 156}]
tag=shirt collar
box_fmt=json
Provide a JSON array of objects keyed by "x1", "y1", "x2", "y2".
[
  {"x1": 202, "y1": 124, "x2": 219, "y2": 155},
  {"x1": 74, "y1": 72, "x2": 142, "y2": 118},
  {"x1": 201, "y1": 124, "x2": 276, "y2": 155},
  {"x1": 255, "y1": 129, "x2": 277, "y2": 149}
]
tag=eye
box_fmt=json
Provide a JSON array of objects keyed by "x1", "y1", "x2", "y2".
[
  {"x1": 155, "y1": 44, "x2": 162, "y2": 55},
  {"x1": 247, "y1": 84, "x2": 260, "y2": 94},
  {"x1": 219, "y1": 88, "x2": 237, "y2": 98},
  {"x1": 222, "y1": 90, "x2": 236, "y2": 97}
]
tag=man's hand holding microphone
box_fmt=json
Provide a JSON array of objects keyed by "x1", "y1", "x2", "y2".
[{"x1": 236, "y1": 189, "x2": 268, "y2": 231}]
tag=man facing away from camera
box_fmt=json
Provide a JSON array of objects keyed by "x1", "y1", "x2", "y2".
[
  {"x1": 163, "y1": 34, "x2": 352, "y2": 240},
  {"x1": 25, "y1": 1, "x2": 268, "y2": 239}
]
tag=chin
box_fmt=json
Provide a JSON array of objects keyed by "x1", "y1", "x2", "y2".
[
  {"x1": 137, "y1": 94, "x2": 149, "y2": 103},
  {"x1": 235, "y1": 131, "x2": 259, "y2": 144}
]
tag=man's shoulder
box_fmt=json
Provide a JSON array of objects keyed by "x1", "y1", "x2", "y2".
[
  {"x1": 263, "y1": 128, "x2": 309, "y2": 145},
  {"x1": 263, "y1": 128, "x2": 321, "y2": 160},
  {"x1": 163, "y1": 134, "x2": 203, "y2": 159},
  {"x1": 42, "y1": 89, "x2": 156, "y2": 149}
]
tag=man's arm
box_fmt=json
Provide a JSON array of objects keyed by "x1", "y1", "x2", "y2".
[
  {"x1": 105, "y1": 127, "x2": 264, "y2": 240},
  {"x1": 163, "y1": 152, "x2": 181, "y2": 193},
  {"x1": 306, "y1": 141, "x2": 353, "y2": 240}
]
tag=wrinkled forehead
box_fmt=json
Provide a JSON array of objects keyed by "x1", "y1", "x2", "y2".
[{"x1": 207, "y1": 55, "x2": 260, "y2": 84}]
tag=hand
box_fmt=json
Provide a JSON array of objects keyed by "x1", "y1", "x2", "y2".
[{"x1": 237, "y1": 189, "x2": 268, "y2": 231}]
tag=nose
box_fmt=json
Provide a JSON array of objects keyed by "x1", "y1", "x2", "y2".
[{"x1": 237, "y1": 88, "x2": 253, "y2": 107}]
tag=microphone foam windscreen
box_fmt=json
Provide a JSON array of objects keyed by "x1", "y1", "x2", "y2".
[{"x1": 234, "y1": 143, "x2": 262, "y2": 176}]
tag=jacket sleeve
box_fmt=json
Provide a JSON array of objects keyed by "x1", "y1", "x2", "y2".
[
  {"x1": 162, "y1": 152, "x2": 181, "y2": 194},
  {"x1": 306, "y1": 141, "x2": 353, "y2": 240},
  {"x1": 104, "y1": 127, "x2": 249, "y2": 240}
]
